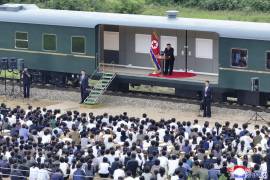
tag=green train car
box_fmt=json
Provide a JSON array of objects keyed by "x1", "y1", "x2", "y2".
[{"x1": 1, "y1": 4, "x2": 270, "y2": 105}]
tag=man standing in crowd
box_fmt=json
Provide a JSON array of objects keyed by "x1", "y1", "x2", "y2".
[
  {"x1": 22, "y1": 68, "x2": 31, "y2": 98},
  {"x1": 164, "y1": 43, "x2": 175, "y2": 75},
  {"x1": 79, "y1": 70, "x2": 88, "y2": 103},
  {"x1": 202, "y1": 80, "x2": 212, "y2": 118}
]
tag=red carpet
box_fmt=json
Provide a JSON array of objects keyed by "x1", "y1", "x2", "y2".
[{"x1": 148, "y1": 71, "x2": 196, "y2": 79}]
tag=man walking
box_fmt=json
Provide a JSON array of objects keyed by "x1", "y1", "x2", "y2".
[{"x1": 164, "y1": 43, "x2": 175, "y2": 75}]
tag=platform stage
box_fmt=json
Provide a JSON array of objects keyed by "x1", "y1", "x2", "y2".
[
  {"x1": 99, "y1": 63, "x2": 219, "y2": 99},
  {"x1": 100, "y1": 63, "x2": 218, "y2": 85}
]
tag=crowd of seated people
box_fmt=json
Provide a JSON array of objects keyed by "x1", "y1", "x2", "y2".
[{"x1": 0, "y1": 103, "x2": 269, "y2": 180}]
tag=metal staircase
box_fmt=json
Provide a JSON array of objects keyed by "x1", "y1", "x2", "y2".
[{"x1": 83, "y1": 69, "x2": 116, "y2": 105}]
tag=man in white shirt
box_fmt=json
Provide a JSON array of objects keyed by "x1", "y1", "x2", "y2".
[
  {"x1": 158, "y1": 151, "x2": 168, "y2": 171},
  {"x1": 113, "y1": 164, "x2": 125, "y2": 180},
  {"x1": 29, "y1": 163, "x2": 39, "y2": 180},
  {"x1": 37, "y1": 164, "x2": 50, "y2": 180}
]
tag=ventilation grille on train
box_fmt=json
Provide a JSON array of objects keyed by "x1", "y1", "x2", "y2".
[{"x1": 0, "y1": 4, "x2": 26, "y2": 12}]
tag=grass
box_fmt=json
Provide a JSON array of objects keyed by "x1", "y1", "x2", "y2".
[{"x1": 142, "y1": 5, "x2": 270, "y2": 23}]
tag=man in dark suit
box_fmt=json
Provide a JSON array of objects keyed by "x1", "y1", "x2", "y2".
[
  {"x1": 79, "y1": 70, "x2": 88, "y2": 103},
  {"x1": 202, "y1": 80, "x2": 212, "y2": 117},
  {"x1": 126, "y1": 153, "x2": 139, "y2": 177},
  {"x1": 164, "y1": 43, "x2": 175, "y2": 75},
  {"x1": 22, "y1": 68, "x2": 31, "y2": 98}
]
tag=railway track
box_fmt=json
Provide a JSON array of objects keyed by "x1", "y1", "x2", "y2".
[{"x1": 0, "y1": 79, "x2": 270, "y2": 114}]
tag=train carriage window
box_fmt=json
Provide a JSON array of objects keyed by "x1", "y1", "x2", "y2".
[
  {"x1": 43, "y1": 34, "x2": 56, "y2": 51},
  {"x1": 266, "y1": 52, "x2": 270, "y2": 69},
  {"x1": 15, "y1": 32, "x2": 28, "y2": 49},
  {"x1": 231, "y1": 48, "x2": 247, "y2": 68},
  {"x1": 71, "y1": 36, "x2": 85, "y2": 54}
]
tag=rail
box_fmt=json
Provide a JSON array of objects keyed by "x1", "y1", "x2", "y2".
[{"x1": 99, "y1": 61, "x2": 116, "y2": 74}]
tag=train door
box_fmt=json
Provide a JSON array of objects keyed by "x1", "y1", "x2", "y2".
[
  {"x1": 185, "y1": 30, "x2": 219, "y2": 74},
  {"x1": 101, "y1": 25, "x2": 120, "y2": 64}
]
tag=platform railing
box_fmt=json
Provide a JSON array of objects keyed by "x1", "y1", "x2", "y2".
[{"x1": 99, "y1": 61, "x2": 116, "y2": 74}]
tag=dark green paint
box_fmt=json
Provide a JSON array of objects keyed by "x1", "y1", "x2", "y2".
[
  {"x1": 219, "y1": 37, "x2": 270, "y2": 92},
  {"x1": 0, "y1": 22, "x2": 97, "y2": 74}
]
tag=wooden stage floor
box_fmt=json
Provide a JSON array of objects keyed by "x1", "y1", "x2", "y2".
[{"x1": 100, "y1": 64, "x2": 219, "y2": 85}]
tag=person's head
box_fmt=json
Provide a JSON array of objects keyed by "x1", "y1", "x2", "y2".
[
  {"x1": 205, "y1": 80, "x2": 210, "y2": 87},
  {"x1": 166, "y1": 43, "x2": 171, "y2": 49},
  {"x1": 126, "y1": 170, "x2": 132, "y2": 177},
  {"x1": 81, "y1": 70, "x2": 85, "y2": 76},
  {"x1": 24, "y1": 68, "x2": 28, "y2": 72}
]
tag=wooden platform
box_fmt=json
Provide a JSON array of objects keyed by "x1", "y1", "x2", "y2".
[{"x1": 100, "y1": 64, "x2": 218, "y2": 85}]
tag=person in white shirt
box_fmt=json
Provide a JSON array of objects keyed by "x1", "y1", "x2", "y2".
[
  {"x1": 41, "y1": 129, "x2": 51, "y2": 144},
  {"x1": 59, "y1": 157, "x2": 69, "y2": 179},
  {"x1": 168, "y1": 155, "x2": 179, "y2": 176},
  {"x1": 192, "y1": 119, "x2": 202, "y2": 132},
  {"x1": 158, "y1": 151, "x2": 168, "y2": 171},
  {"x1": 260, "y1": 135, "x2": 269, "y2": 151},
  {"x1": 239, "y1": 132, "x2": 252, "y2": 149},
  {"x1": 81, "y1": 134, "x2": 90, "y2": 150},
  {"x1": 113, "y1": 164, "x2": 125, "y2": 180},
  {"x1": 37, "y1": 164, "x2": 50, "y2": 180},
  {"x1": 29, "y1": 163, "x2": 39, "y2": 180},
  {"x1": 98, "y1": 157, "x2": 110, "y2": 178},
  {"x1": 157, "y1": 167, "x2": 167, "y2": 180},
  {"x1": 101, "y1": 113, "x2": 110, "y2": 124},
  {"x1": 260, "y1": 158, "x2": 268, "y2": 179}
]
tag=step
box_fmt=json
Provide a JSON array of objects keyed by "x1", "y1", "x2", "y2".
[
  {"x1": 100, "y1": 80, "x2": 110, "y2": 83},
  {"x1": 89, "y1": 93, "x2": 100, "y2": 97},
  {"x1": 85, "y1": 97, "x2": 98, "y2": 102},
  {"x1": 95, "y1": 83, "x2": 107, "y2": 87},
  {"x1": 91, "y1": 90, "x2": 102, "y2": 94},
  {"x1": 102, "y1": 76, "x2": 114, "y2": 79},
  {"x1": 103, "y1": 72, "x2": 114, "y2": 76},
  {"x1": 95, "y1": 86, "x2": 106, "y2": 90},
  {"x1": 94, "y1": 87, "x2": 104, "y2": 91},
  {"x1": 84, "y1": 100, "x2": 97, "y2": 105}
]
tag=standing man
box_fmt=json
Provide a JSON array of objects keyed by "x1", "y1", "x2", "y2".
[
  {"x1": 164, "y1": 43, "x2": 175, "y2": 75},
  {"x1": 202, "y1": 80, "x2": 212, "y2": 118},
  {"x1": 79, "y1": 70, "x2": 88, "y2": 103},
  {"x1": 22, "y1": 68, "x2": 31, "y2": 98}
]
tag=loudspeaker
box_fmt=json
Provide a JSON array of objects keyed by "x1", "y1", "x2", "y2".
[
  {"x1": 8, "y1": 57, "x2": 17, "y2": 70},
  {"x1": 17, "y1": 58, "x2": 24, "y2": 71},
  {"x1": 238, "y1": 91, "x2": 267, "y2": 106},
  {"x1": 251, "y1": 77, "x2": 259, "y2": 92},
  {"x1": 0, "y1": 57, "x2": 8, "y2": 70}
]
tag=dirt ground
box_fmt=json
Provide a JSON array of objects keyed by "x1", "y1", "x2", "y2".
[{"x1": 1, "y1": 94, "x2": 270, "y2": 126}]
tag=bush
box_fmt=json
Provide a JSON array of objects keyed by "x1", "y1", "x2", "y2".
[
  {"x1": 113, "y1": 0, "x2": 145, "y2": 14},
  {"x1": 4, "y1": 0, "x2": 270, "y2": 13},
  {"x1": 249, "y1": 0, "x2": 270, "y2": 12},
  {"x1": 199, "y1": 0, "x2": 244, "y2": 10}
]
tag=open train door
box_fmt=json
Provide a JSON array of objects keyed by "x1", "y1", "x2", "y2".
[{"x1": 96, "y1": 25, "x2": 120, "y2": 66}]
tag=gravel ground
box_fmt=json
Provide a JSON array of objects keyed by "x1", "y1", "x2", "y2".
[{"x1": 1, "y1": 83, "x2": 270, "y2": 126}]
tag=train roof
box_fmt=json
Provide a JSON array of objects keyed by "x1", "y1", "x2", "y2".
[{"x1": 0, "y1": 3, "x2": 270, "y2": 41}]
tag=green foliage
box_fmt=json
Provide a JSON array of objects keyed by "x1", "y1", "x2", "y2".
[
  {"x1": 249, "y1": 0, "x2": 270, "y2": 12},
  {"x1": 198, "y1": 0, "x2": 244, "y2": 10},
  {"x1": 2, "y1": 0, "x2": 270, "y2": 22},
  {"x1": 106, "y1": 0, "x2": 145, "y2": 14}
]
